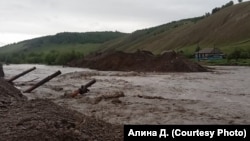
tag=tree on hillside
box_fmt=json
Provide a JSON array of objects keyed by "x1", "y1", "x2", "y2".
[
  {"x1": 55, "y1": 50, "x2": 83, "y2": 65},
  {"x1": 195, "y1": 44, "x2": 201, "y2": 52},
  {"x1": 222, "y1": 1, "x2": 234, "y2": 8},
  {"x1": 238, "y1": 0, "x2": 243, "y2": 3},
  {"x1": 204, "y1": 12, "x2": 210, "y2": 17},
  {"x1": 227, "y1": 49, "x2": 242, "y2": 61},
  {"x1": 44, "y1": 50, "x2": 59, "y2": 65},
  {"x1": 212, "y1": 7, "x2": 221, "y2": 14},
  {"x1": 212, "y1": 1, "x2": 234, "y2": 14}
]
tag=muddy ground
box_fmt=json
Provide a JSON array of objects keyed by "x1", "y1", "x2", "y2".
[
  {"x1": 0, "y1": 78, "x2": 122, "y2": 141},
  {"x1": 4, "y1": 65, "x2": 250, "y2": 125}
]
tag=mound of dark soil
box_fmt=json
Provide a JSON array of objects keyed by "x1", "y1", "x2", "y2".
[
  {"x1": 0, "y1": 79, "x2": 122, "y2": 141},
  {"x1": 69, "y1": 50, "x2": 207, "y2": 72},
  {"x1": 0, "y1": 79, "x2": 26, "y2": 108}
]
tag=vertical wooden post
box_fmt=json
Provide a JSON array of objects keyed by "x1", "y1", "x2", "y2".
[{"x1": 0, "y1": 63, "x2": 4, "y2": 77}]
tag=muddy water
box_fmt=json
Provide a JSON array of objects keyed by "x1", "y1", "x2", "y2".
[
  {"x1": 4, "y1": 64, "x2": 91, "y2": 81},
  {"x1": 3, "y1": 64, "x2": 250, "y2": 124}
]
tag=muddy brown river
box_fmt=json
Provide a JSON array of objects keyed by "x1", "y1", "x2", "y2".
[{"x1": 3, "y1": 64, "x2": 250, "y2": 124}]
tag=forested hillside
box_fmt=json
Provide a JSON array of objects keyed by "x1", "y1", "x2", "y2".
[{"x1": 0, "y1": 32, "x2": 126, "y2": 64}]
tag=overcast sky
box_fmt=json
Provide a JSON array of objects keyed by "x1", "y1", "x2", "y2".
[{"x1": 0, "y1": 0, "x2": 246, "y2": 46}]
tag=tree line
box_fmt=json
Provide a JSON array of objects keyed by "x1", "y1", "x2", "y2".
[
  {"x1": 203, "y1": 0, "x2": 243, "y2": 16},
  {"x1": 24, "y1": 31, "x2": 126, "y2": 48},
  {"x1": 227, "y1": 49, "x2": 250, "y2": 61},
  {"x1": 211, "y1": 1, "x2": 234, "y2": 14},
  {"x1": 0, "y1": 50, "x2": 83, "y2": 65}
]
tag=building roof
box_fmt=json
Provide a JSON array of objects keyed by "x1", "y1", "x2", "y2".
[{"x1": 197, "y1": 48, "x2": 222, "y2": 54}]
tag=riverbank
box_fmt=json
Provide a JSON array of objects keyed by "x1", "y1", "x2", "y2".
[{"x1": 0, "y1": 78, "x2": 122, "y2": 141}]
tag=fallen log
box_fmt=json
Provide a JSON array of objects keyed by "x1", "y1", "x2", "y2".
[
  {"x1": 8, "y1": 67, "x2": 36, "y2": 83},
  {"x1": 71, "y1": 79, "x2": 96, "y2": 97},
  {"x1": 24, "y1": 70, "x2": 61, "y2": 93}
]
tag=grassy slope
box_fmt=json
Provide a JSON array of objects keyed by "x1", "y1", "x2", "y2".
[
  {"x1": 0, "y1": 42, "x2": 27, "y2": 53},
  {"x1": 0, "y1": 32, "x2": 126, "y2": 55},
  {"x1": 101, "y1": 1, "x2": 250, "y2": 55},
  {"x1": 24, "y1": 43, "x2": 102, "y2": 55},
  {"x1": 101, "y1": 18, "x2": 202, "y2": 53}
]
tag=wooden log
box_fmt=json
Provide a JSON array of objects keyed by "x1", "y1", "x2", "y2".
[
  {"x1": 24, "y1": 70, "x2": 61, "y2": 93},
  {"x1": 8, "y1": 67, "x2": 36, "y2": 83},
  {"x1": 71, "y1": 79, "x2": 96, "y2": 97}
]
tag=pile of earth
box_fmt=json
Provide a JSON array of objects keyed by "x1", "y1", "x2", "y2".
[
  {"x1": 68, "y1": 50, "x2": 207, "y2": 72},
  {"x1": 0, "y1": 79, "x2": 122, "y2": 141}
]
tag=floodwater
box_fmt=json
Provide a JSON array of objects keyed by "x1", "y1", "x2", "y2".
[
  {"x1": 4, "y1": 64, "x2": 91, "y2": 81},
  {"x1": 3, "y1": 64, "x2": 250, "y2": 124}
]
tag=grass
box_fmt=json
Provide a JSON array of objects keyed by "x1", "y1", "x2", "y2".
[
  {"x1": 196, "y1": 59, "x2": 250, "y2": 66},
  {"x1": 29, "y1": 43, "x2": 102, "y2": 55},
  {"x1": 177, "y1": 38, "x2": 250, "y2": 59},
  {"x1": 0, "y1": 42, "x2": 27, "y2": 53}
]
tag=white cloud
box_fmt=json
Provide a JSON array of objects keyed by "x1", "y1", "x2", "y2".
[{"x1": 0, "y1": 33, "x2": 42, "y2": 46}]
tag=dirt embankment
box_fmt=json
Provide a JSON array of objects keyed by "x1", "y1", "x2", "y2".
[
  {"x1": 0, "y1": 79, "x2": 122, "y2": 141},
  {"x1": 68, "y1": 50, "x2": 207, "y2": 72}
]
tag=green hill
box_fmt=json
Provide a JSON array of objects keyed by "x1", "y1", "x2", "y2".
[
  {"x1": 0, "y1": 32, "x2": 126, "y2": 64},
  {"x1": 101, "y1": 1, "x2": 250, "y2": 56}
]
